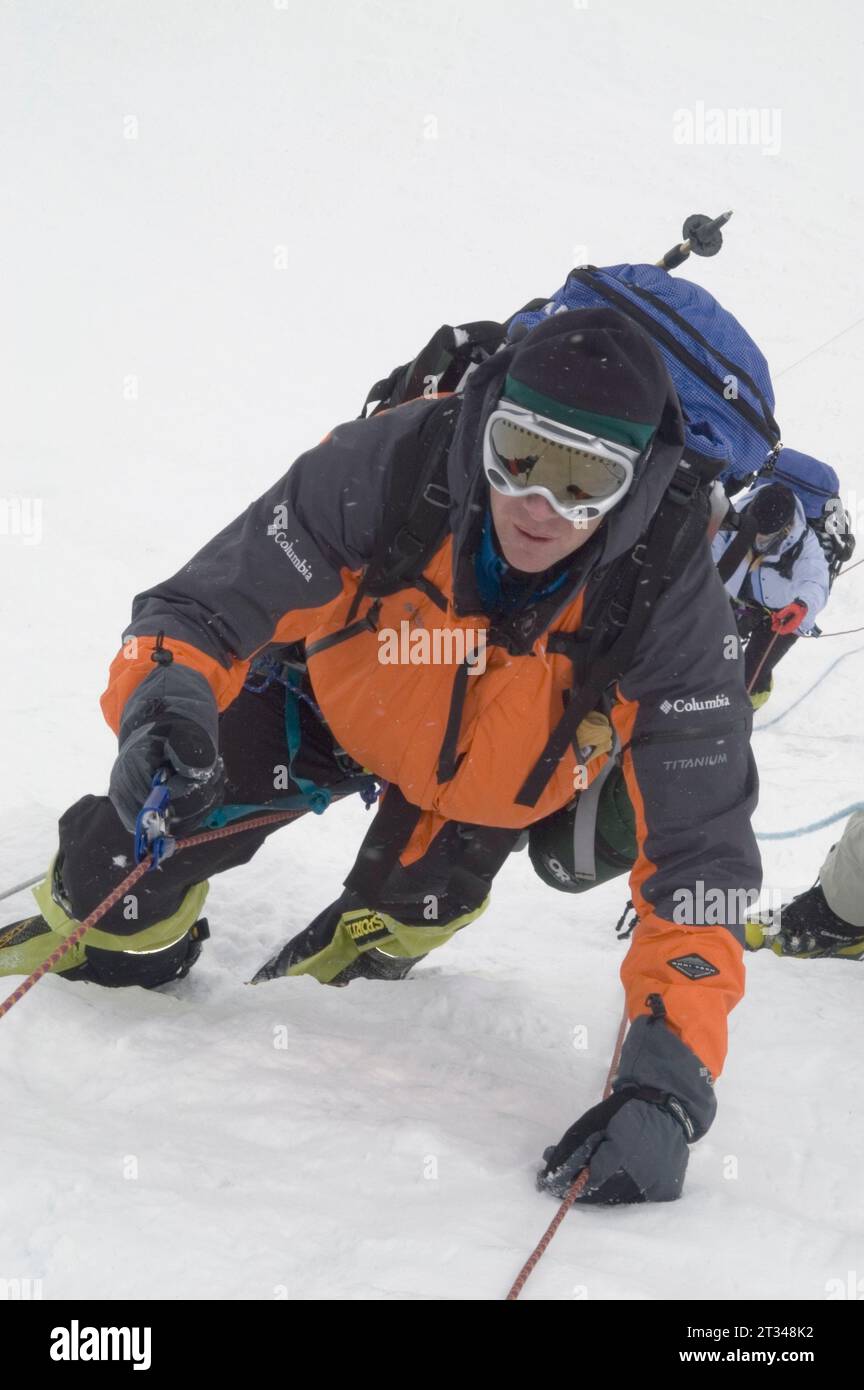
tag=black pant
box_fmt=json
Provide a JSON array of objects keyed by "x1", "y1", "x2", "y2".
[
  {"x1": 54, "y1": 678, "x2": 519, "y2": 947},
  {"x1": 734, "y1": 607, "x2": 799, "y2": 695}
]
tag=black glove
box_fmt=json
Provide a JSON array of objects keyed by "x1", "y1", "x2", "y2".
[
  {"x1": 537, "y1": 1086, "x2": 691, "y2": 1204},
  {"x1": 109, "y1": 717, "x2": 225, "y2": 837},
  {"x1": 537, "y1": 1012, "x2": 717, "y2": 1206}
]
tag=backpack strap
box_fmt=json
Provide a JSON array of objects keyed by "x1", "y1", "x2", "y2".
[
  {"x1": 716, "y1": 510, "x2": 760, "y2": 583},
  {"x1": 760, "y1": 533, "x2": 806, "y2": 581},
  {"x1": 346, "y1": 396, "x2": 461, "y2": 622},
  {"x1": 359, "y1": 321, "x2": 505, "y2": 418},
  {"x1": 515, "y1": 466, "x2": 712, "y2": 809}
]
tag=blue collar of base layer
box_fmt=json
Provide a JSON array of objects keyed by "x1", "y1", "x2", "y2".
[{"x1": 474, "y1": 509, "x2": 572, "y2": 614}]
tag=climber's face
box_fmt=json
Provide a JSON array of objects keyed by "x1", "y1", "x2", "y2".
[{"x1": 489, "y1": 488, "x2": 603, "y2": 573}]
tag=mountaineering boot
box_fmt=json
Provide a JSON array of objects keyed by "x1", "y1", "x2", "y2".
[
  {"x1": 0, "y1": 912, "x2": 212, "y2": 985},
  {"x1": 249, "y1": 894, "x2": 483, "y2": 985},
  {"x1": 0, "y1": 859, "x2": 213, "y2": 987},
  {"x1": 253, "y1": 934, "x2": 428, "y2": 985},
  {"x1": 251, "y1": 907, "x2": 430, "y2": 985},
  {"x1": 748, "y1": 676, "x2": 773, "y2": 711},
  {"x1": 0, "y1": 915, "x2": 68, "y2": 975},
  {"x1": 745, "y1": 882, "x2": 864, "y2": 960},
  {"x1": 313, "y1": 947, "x2": 428, "y2": 986}
]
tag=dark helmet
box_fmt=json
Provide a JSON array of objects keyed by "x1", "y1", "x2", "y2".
[{"x1": 750, "y1": 483, "x2": 796, "y2": 537}]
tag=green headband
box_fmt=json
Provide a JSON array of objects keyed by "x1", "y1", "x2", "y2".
[{"x1": 503, "y1": 375, "x2": 656, "y2": 451}]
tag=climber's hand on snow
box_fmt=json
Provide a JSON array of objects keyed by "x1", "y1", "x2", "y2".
[
  {"x1": 537, "y1": 1086, "x2": 692, "y2": 1205},
  {"x1": 109, "y1": 718, "x2": 225, "y2": 836},
  {"x1": 770, "y1": 599, "x2": 807, "y2": 635}
]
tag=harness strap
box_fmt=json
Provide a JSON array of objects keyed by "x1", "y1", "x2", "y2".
[
  {"x1": 515, "y1": 483, "x2": 708, "y2": 808},
  {"x1": 569, "y1": 742, "x2": 619, "y2": 881},
  {"x1": 760, "y1": 532, "x2": 806, "y2": 581},
  {"x1": 717, "y1": 510, "x2": 759, "y2": 583},
  {"x1": 361, "y1": 397, "x2": 461, "y2": 600},
  {"x1": 436, "y1": 659, "x2": 471, "y2": 784}
]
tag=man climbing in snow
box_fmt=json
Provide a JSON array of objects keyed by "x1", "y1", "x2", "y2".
[
  {"x1": 746, "y1": 810, "x2": 864, "y2": 959},
  {"x1": 711, "y1": 480, "x2": 830, "y2": 707},
  {"x1": 0, "y1": 308, "x2": 761, "y2": 1205}
]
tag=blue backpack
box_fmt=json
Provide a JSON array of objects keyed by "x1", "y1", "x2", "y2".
[
  {"x1": 359, "y1": 266, "x2": 853, "y2": 594},
  {"x1": 508, "y1": 263, "x2": 780, "y2": 484},
  {"x1": 754, "y1": 448, "x2": 855, "y2": 582},
  {"x1": 761, "y1": 447, "x2": 839, "y2": 519}
]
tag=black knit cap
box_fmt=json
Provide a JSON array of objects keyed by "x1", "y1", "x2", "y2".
[
  {"x1": 750, "y1": 483, "x2": 796, "y2": 535},
  {"x1": 502, "y1": 307, "x2": 671, "y2": 451}
]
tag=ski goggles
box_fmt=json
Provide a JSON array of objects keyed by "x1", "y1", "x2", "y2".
[
  {"x1": 482, "y1": 404, "x2": 639, "y2": 522},
  {"x1": 754, "y1": 524, "x2": 792, "y2": 554}
]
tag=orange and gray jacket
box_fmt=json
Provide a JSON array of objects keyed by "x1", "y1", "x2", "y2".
[{"x1": 102, "y1": 317, "x2": 760, "y2": 1085}]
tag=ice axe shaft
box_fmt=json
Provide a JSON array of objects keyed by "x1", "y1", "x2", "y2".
[{"x1": 657, "y1": 210, "x2": 733, "y2": 271}]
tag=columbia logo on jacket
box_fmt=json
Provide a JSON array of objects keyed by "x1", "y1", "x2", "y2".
[{"x1": 660, "y1": 694, "x2": 731, "y2": 715}]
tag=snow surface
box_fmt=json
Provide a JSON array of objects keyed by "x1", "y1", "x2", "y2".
[{"x1": 1, "y1": 0, "x2": 863, "y2": 1301}]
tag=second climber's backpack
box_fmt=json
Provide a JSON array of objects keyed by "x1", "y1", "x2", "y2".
[{"x1": 755, "y1": 448, "x2": 856, "y2": 583}]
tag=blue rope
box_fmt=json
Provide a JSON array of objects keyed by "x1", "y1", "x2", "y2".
[
  {"x1": 756, "y1": 644, "x2": 864, "y2": 730},
  {"x1": 204, "y1": 795, "x2": 324, "y2": 829},
  {"x1": 281, "y1": 666, "x2": 332, "y2": 813},
  {"x1": 756, "y1": 802, "x2": 864, "y2": 841},
  {"x1": 750, "y1": 644, "x2": 864, "y2": 840}
]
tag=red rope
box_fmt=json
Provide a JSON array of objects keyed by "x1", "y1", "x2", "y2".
[
  {"x1": 602, "y1": 1000, "x2": 629, "y2": 1101},
  {"x1": 0, "y1": 808, "x2": 306, "y2": 1021},
  {"x1": 4, "y1": 807, "x2": 636, "y2": 1302},
  {"x1": 505, "y1": 1169, "x2": 591, "y2": 1300},
  {"x1": 746, "y1": 630, "x2": 781, "y2": 695},
  {"x1": 506, "y1": 999, "x2": 630, "y2": 1300}
]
